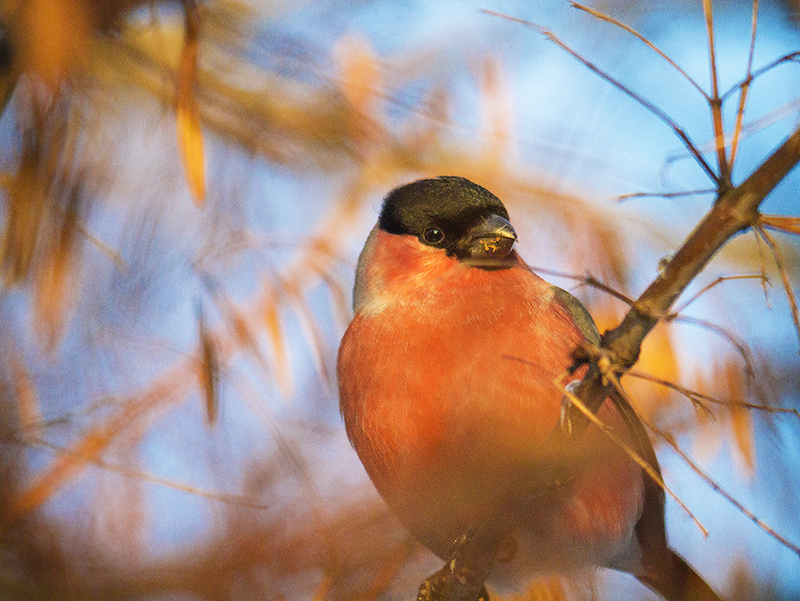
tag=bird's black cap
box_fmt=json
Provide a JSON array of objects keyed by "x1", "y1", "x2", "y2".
[{"x1": 379, "y1": 176, "x2": 515, "y2": 265}]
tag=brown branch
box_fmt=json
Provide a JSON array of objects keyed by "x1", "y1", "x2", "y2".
[{"x1": 568, "y1": 122, "x2": 800, "y2": 432}]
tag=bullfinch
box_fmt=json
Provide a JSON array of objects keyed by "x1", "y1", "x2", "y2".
[{"x1": 337, "y1": 177, "x2": 722, "y2": 601}]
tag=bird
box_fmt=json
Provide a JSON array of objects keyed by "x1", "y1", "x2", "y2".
[{"x1": 337, "y1": 176, "x2": 723, "y2": 601}]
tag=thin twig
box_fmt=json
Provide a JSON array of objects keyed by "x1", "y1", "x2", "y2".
[
  {"x1": 754, "y1": 230, "x2": 772, "y2": 307},
  {"x1": 481, "y1": 9, "x2": 720, "y2": 184},
  {"x1": 616, "y1": 189, "x2": 716, "y2": 202},
  {"x1": 702, "y1": 0, "x2": 731, "y2": 187},
  {"x1": 729, "y1": 0, "x2": 759, "y2": 172},
  {"x1": 570, "y1": 2, "x2": 709, "y2": 100},
  {"x1": 555, "y1": 376, "x2": 708, "y2": 536},
  {"x1": 721, "y1": 51, "x2": 800, "y2": 102},
  {"x1": 670, "y1": 315, "x2": 756, "y2": 380},
  {"x1": 605, "y1": 371, "x2": 800, "y2": 558},
  {"x1": 673, "y1": 274, "x2": 769, "y2": 314},
  {"x1": 626, "y1": 369, "x2": 800, "y2": 417},
  {"x1": 530, "y1": 266, "x2": 635, "y2": 306},
  {"x1": 754, "y1": 222, "x2": 800, "y2": 352}
]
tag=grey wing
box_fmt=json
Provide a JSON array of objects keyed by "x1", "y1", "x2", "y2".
[
  {"x1": 551, "y1": 285, "x2": 601, "y2": 346},
  {"x1": 551, "y1": 286, "x2": 672, "y2": 583}
]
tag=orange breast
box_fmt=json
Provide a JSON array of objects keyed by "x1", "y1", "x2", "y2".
[{"x1": 338, "y1": 234, "x2": 643, "y2": 564}]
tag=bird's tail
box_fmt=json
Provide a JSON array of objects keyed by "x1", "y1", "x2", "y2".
[{"x1": 638, "y1": 549, "x2": 723, "y2": 601}]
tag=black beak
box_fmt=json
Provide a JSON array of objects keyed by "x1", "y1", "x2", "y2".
[{"x1": 461, "y1": 214, "x2": 517, "y2": 267}]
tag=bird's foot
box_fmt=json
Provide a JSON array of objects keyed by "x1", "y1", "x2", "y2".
[
  {"x1": 416, "y1": 566, "x2": 489, "y2": 601},
  {"x1": 416, "y1": 530, "x2": 494, "y2": 601}
]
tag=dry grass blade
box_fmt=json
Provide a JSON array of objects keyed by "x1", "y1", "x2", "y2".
[
  {"x1": 286, "y1": 281, "x2": 333, "y2": 387},
  {"x1": 482, "y1": 10, "x2": 719, "y2": 184},
  {"x1": 16, "y1": 436, "x2": 268, "y2": 508},
  {"x1": 626, "y1": 370, "x2": 800, "y2": 417},
  {"x1": 729, "y1": 0, "x2": 759, "y2": 172},
  {"x1": 203, "y1": 277, "x2": 275, "y2": 383},
  {"x1": 72, "y1": 218, "x2": 128, "y2": 272},
  {"x1": 1, "y1": 122, "x2": 46, "y2": 285},
  {"x1": 356, "y1": 539, "x2": 417, "y2": 601},
  {"x1": 34, "y1": 179, "x2": 83, "y2": 350},
  {"x1": 1, "y1": 367, "x2": 194, "y2": 533},
  {"x1": 264, "y1": 296, "x2": 293, "y2": 398},
  {"x1": 731, "y1": 401, "x2": 756, "y2": 476},
  {"x1": 702, "y1": 0, "x2": 731, "y2": 186},
  {"x1": 555, "y1": 375, "x2": 708, "y2": 537},
  {"x1": 760, "y1": 215, "x2": 800, "y2": 236},
  {"x1": 754, "y1": 222, "x2": 800, "y2": 352},
  {"x1": 176, "y1": 0, "x2": 206, "y2": 205},
  {"x1": 570, "y1": 2, "x2": 708, "y2": 100},
  {"x1": 11, "y1": 354, "x2": 43, "y2": 440}
]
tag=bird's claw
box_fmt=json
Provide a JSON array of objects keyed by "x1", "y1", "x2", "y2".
[
  {"x1": 416, "y1": 567, "x2": 490, "y2": 601},
  {"x1": 560, "y1": 380, "x2": 581, "y2": 435},
  {"x1": 417, "y1": 529, "x2": 494, "y2": 601}
]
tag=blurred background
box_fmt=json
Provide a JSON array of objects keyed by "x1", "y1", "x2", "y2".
[{"x1": 0, "y1": 0, "x2": 798, "y2": 599}]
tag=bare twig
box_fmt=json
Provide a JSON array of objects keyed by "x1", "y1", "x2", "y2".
[
  {"x1": 529, "y1": 266, "x2": 635, "y2": 306},
  {"x1": 569, "y1": 3, "x2": 709, "y2": 100},
  {"x1": 605, "y1": 371, "x2": 800, "y2": 558},
  {"x1": 721, "y1": 51, "x2": 800, "y2": 102},
  {"x1": 482, "y1": 9, "x2": 720, "y2": 184},
  {"x1": 626, "y1": 369, "x2": 800, "y2": 417},
  {"x1": 754, "y1": 222, "x2": 800, "y2": 352},
  {"x1": 14, "y1": 436, "x2": 268, "y2": 508},
  {"x1": 729, "y1": 0, "x2": 759, "y2": 172},
  {"x1": 616, "y1": 189, "x2": 716, "y2": 202},
  {"x1": 669, "y1": 316, "x2": 756, "y2": 381},
  {"x1": 673, "y1": 274, "x2": 769, "y2": 314},
  {"x1": 702, "y1": 0, "x2": 731, "y2": 187}
]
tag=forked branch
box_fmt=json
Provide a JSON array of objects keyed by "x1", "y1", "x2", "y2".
[{"x1": 571, "y1": 123, "x2": 800, "y2": 425}]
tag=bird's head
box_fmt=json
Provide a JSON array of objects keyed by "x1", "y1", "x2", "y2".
[{"x1": 378, "y1": 176, "x2": 518, "y2": 269}]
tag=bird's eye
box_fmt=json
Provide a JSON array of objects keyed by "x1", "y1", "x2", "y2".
[{"x1": 422, "y1": 227, "x2": 445, "y2": 245}]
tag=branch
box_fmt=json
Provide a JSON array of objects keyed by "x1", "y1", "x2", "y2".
[{"x1": 567, "y1": 123, "x2": 800, "y2": 433}]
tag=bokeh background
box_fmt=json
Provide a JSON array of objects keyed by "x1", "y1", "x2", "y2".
[{"x1": 0, "y1": 1, "x2": 799, "y2": 599}]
